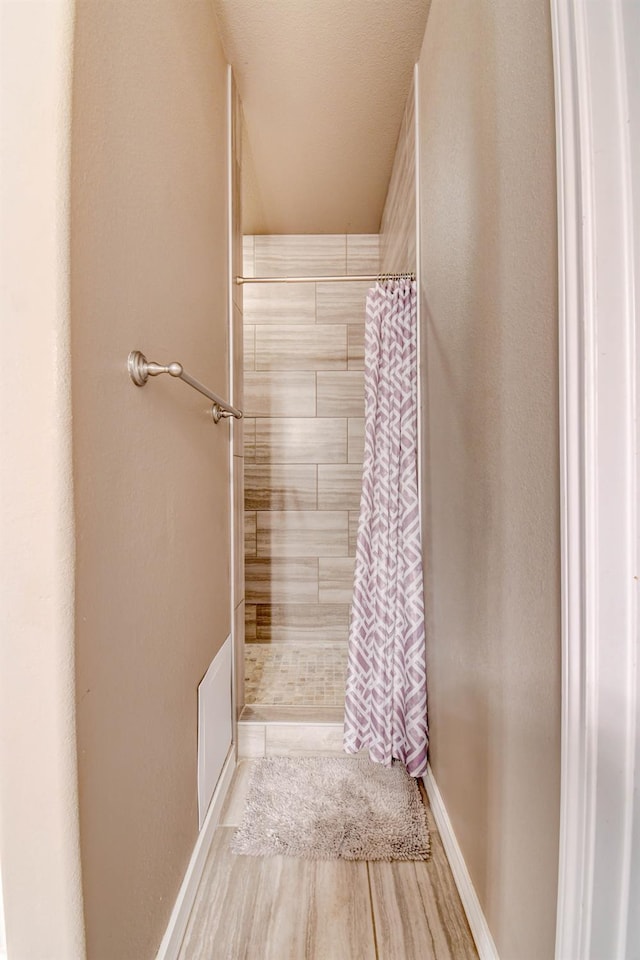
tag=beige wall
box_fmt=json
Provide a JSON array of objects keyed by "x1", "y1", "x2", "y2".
[
  {"x1": 417, "y1": 1, "x2": 561, "y2": 957},
  {"x1": 0, "y1": 3, "x2": 85, "y2": 957},
  {"x1": 71, "y1": 2, "x2": 230, "y2": 957},
  {"x1": 242, "y1": 236, "x2": 377, "y2": 651},
  {"x1": 214, "y1": 1, "x2": 429, "y2": 236}
]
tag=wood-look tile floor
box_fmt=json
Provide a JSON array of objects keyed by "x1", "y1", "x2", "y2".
[{"x1": 178, "y1": 762, "x2": 479, "y2": 960}]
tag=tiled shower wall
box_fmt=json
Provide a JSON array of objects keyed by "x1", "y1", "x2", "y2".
[{"x1": 242, "y1": 235, "x2": 379, "y2": 654}]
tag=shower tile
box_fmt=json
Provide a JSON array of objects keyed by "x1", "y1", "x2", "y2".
[
  {"x1": 316, "y1": 372, "x2": 364, "y2": 417},
  {"x1": 245, "y1": 558, "x2": 318, "y2": 604},
  {"x1": 255, "y1": 418, "x2": 346, "y2": 464},
  {"x1": 244, "y1": 372, "x2": 316, "y2": 418},
  {"x1": 233, "y1": 457, "x2": 245, "y2": 596},
  {"x1": 316, "y1": 281, "x2": 371, "y2": 324},
  {"x1": 244, "y1": 511, "x2": 256, "y2": 558},
  {"x1": 245, "y1": 603, "x2": 257, "y2": 642},
  {"x1": 240, "y1": 238, "x2": 380, "y2": 729},
  {"x1": 231, "y1": 308, "x2": 244, "y2": 451},
  {"x1": 244, "y1": 418, "x2": 256, "y2": 461},
  {"x1": 233, "y1": 245, "x2": 244, "y2": 316},
  {"x1": 240, "y1": 705, "x2": 344, "y2": 724},
  {"x1": 237, "y1": 724, "x2": 265, "y2": 759},
  {"x1": 319, "y1": 557, "x2": 356, "y2": 604},
  {"x1": 348, "y1": 511, "x2": 359, "y2": 556},
  {"x1": 243, "y1": 282, "x2": 316, "y2": 324},
  {"x1": 254, "y1": 235, "x2": 346, "y2": 278},
  {"x1": 242, "y1": 235, "x2": 255, "y2": 276},
  {"x1": 244, "y1": 464, "x2": 317, "y2": 511},
  {"x1": 231, "y1": 407, "x2": 244, "y2": 454},
  {"x1": 234, "y1": 601, "x2": 245, "y2": 716},
  {"x1": 255, "y1": 603, "x2": 350, "y2": 643},
  {"x1": 317, "y1": 464, "x2": 363, "y2": 510},
  {"x1": 265, "y1": 724, "x2": 345, "y2": 757},
  {"x1": 244, "y1": 643, "x2": 347, "y2": 707},
  {"x1": 346, "y1": 234, "x2": 380, "y2": 273},
  {"x1": 256, "y1": 511, "x2": 348, "y2": 558},
  {"x1": 255, "y1": 325, "x2": 347, "y2": 371},
  {"x1": 243, "y1": 325, "x2": 255, "y2": 371},
  {"x1": 347, "y1": 418, "x2": 365, "y2": 463},
  {"x1": 347, "y1": 325, "x2": 365, "y2": 370}
]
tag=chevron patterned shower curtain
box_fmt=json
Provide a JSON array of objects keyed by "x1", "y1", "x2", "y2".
[{"x1": 343, "y1": 278, "x2": 428, "y2": 777}]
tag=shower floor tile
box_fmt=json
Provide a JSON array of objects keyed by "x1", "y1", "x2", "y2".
[{"x1": 245, "y1": 643, "x2": 348, "y2": 707}]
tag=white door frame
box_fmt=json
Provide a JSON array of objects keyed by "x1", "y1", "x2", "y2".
[{"x1": 552, "y1": 1, "x2": 639, "y2": 957}]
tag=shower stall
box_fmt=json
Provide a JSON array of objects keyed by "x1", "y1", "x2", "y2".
[
  {"x1": 241, "y1": 234, "x2": 374, "y2": 717},
  {"x1": 232, "y1": 82, "x2": 418, "y2": 741}
]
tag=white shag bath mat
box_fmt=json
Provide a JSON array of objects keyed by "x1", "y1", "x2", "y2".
[{"x1": 231, "y1": 756, "x2": 430, "y2": 861}]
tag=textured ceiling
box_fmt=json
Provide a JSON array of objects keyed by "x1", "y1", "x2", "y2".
[{"x1": 212, "y1": 0, "x2": 430, "y2": 235}]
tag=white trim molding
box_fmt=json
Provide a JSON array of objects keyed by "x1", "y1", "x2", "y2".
[
  {"x1": 423, "y1": 767, "x2": 499, "y2": 960},
  {"x1": 226, "y1": 64, "x2": 240, "y2": 748},
  {"x1": 552, "y1": 1, "x2": 639, "y2": 957},
  {"x1": 155, "y1": 747, "x2": 236, "y2": 960}
]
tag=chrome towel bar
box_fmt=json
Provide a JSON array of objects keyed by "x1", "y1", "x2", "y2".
[{"x1": 128, "y1": 350, "x2": 242, "y2": 423}]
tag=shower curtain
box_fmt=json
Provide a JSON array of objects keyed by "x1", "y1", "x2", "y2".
[{"x1": 344, "y1": 278, "x2": 428, "y2": 778}]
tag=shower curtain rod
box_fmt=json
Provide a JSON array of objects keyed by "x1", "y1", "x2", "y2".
[{"x1": 236, "y1": 273, "x2": 415, "y2": 285}]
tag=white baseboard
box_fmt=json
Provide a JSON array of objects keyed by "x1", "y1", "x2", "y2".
[
  {"x1": 423, "y1": 765, "x2": 500, "y2": 960},
  {"x1": 156, "y1": 746, "x2": 237, "y2": 960}
]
